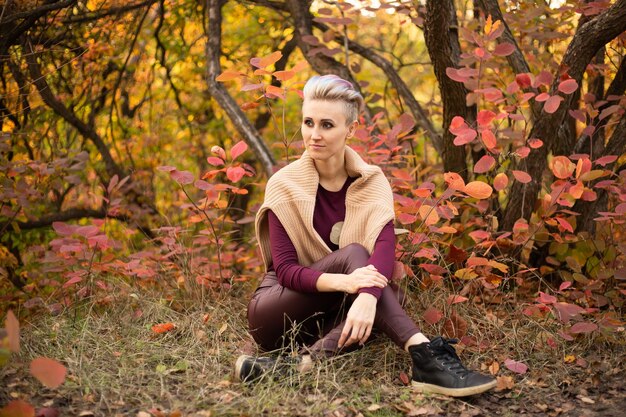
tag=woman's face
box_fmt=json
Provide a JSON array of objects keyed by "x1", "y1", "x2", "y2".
[{"x1": 301, "y1": 99, "x2": 357, "y2": 164}]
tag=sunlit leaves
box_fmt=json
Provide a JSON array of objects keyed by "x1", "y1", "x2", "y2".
[
  {"x1": 551, "y1": 156, "x2": 575, "y2": 179},
  {"x1": 230, "y1": 140, "x2": 248, "y2": 160},
  {"x1": 250, "y1": 51, "x2": 282, "y2": 69},
  {"x1": 493, "y1": 173, "x2": 509, "y2": 191}
]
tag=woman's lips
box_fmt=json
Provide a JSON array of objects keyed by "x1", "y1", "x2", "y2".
[{"x1": 309, "y1": 144, "x2": 324, "y2": 149}]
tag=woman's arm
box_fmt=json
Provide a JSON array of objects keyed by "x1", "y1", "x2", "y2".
[
  {"x1": 357, "y1": 220, "x2": 396, "y2": 299},
  {"x1": 269, "y1": 211, "x2": 388, "y2": 293}
]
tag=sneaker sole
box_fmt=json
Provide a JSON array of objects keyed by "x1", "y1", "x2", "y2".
[
  {"x1": 411, "y1": 379, "x2": 497, "y2": 397},
  {"x1": 233, "y1": 354, "x2": 254, "y2": 382}
]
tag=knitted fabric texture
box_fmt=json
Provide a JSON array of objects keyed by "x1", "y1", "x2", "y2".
[{"x1": 255, "y1": 146, "x2": 395, "y2": 271}]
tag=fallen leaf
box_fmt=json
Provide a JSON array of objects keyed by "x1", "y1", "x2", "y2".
[
  {"x1": 399, "y1": 371, "x2": 410, "y2": 386},
  {"x1": 366, "y1": 404, "x2": 382, "y2": 412},
  {"x1": 0, "y1": 400, "x2": 35, "y2": 417},
  {"x1": 152, "y1": 323, "x2": 175, "y2": 334},
  {"x1": 504, "y1": 358, "x2": 528, "y2": 374},
  {"x1": 218, "y1": 323, "x2": 228, "y2": 335},
  {"x1": 489, "y1": 361, "x2": 500, "y2": 375},
  {"x1": 564, "y1": 354, "x2": 576, "y2": 363},
  {"x1": 30, "y1": 357, "x2": 67, "y2": 389},
  {"x1": 495, "y1": 375, "x2": 514, "y2": 391},
  {"x1": 5, "y1": 310, "x2": 19, "y2": 353}
]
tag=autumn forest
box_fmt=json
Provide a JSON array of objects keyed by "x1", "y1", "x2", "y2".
[{"x1": 1, "y1": 0, "x2": 625, "y2": 416}]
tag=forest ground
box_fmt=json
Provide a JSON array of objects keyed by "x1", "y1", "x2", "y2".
[{"x1": 1, "y1": 281, "x2": 624, "y2": 417}]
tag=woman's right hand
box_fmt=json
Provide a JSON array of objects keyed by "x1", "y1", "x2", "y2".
[{"x1": 343, "y1": 265, "x2": 388, "y2": 294}]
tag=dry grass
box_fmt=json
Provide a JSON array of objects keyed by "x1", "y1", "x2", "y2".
[{"x1": 3, "y1": 278, "x2": 624, "y2": 416}]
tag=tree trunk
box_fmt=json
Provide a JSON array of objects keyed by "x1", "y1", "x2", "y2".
[{"x1": 424, "y1": 0, "x2": 470, "y2": 180}]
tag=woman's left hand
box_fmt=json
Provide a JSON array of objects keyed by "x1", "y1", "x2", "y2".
[{"x1": 338, "y1": 293, "x2": 377, "y2": 348}]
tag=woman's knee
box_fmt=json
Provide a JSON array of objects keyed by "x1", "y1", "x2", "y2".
[{"x1": 340, "y1": 243, "x2": 370, "y2": 271}]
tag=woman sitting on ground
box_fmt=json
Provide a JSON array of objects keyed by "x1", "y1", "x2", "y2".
[{"x1": 235, "y1": 74, "x2": 496, "y2": 397}]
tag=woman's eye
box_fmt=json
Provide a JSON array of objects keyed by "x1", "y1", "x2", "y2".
[
  {"x1": 323, "y1": 122, "x2": 333, "y2": 129},
  {"x1": 304, "y1": 120, "x2": 313, "y2": 127}
]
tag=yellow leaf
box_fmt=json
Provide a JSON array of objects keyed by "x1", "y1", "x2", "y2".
[
  {"x1": 218, "y1": 323, "x2": 228, "y2": 335},
  {"x1": 564, "y1": 354, "x2": 576, "y2": 363},
  {"x1": 485, "y1": 15, "x2": 493, "y2": 34},
  {"x1": 488, "y1": 260, "x2": 509, "y2": 273},
  {"x1": 455, "y1": 268, "x2": 478, "y2": 280}
]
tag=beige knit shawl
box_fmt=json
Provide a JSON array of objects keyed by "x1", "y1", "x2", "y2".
[{"x1": 255, "y1": 146, "x2": 395, "y2": 271}]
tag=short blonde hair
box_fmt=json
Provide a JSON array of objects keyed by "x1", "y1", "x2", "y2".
[{"x1": 302, "y1": 75, "x2": 364, "y2": 124}]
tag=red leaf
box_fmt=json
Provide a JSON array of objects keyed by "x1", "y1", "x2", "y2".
[
  {"x1": 543, "y1": 95, "x2": 563, "y2": 114},
  {"x1": 493, "y1": 173, "x2": 508, "y2": 191},
  {"x1": 477, "y1": 110, "x2": 496, "y2": 127},
  {"x1": 30, "y1": 357, "x2": 66, "y2": 389},
  {"x1": 559, "y1": 281, "x2": 572, "y2": 292},
  {"x1": 170, "y1": 170, "x2": 195, "y2": 185},
  {"x1": 535, "y1": 92, "x2": 550, "y2": 102},
  {"x1": 52, "y1": 222, "x2": 75, "y2": 237},
  {"x1": 5, "y1": 310, "x2": 19, "y2": 352},
  {"x1": 63, "y1": 276, "x2": 82, "y2": 288},
  {"x1": 570, "y1": 321, "x2": 598, "y2": 334},
  {"x1": 594, "y1": 155, "x2": 617, "y2": 166},
  {"x1": 446, "y1": 67, "x2": 469, "y2": 83},
  {"x1": 504, "y1": 358, "x2": 528, "y2": 374},
  {"x1": 474, "y1": 155, "x2": 496, "y2": 173},
  {"x1": 534, "y1": 70, "x2": 553, "y2": 87},
  {"x1": 157, "y1": 165, "x2": 176, "y2": 172},
  {"x1": 206, "y1": 156, "x2": 224, "y2": 166},
  {"x1": 446, "y1": 244, "x2": 468, "y2": 264},
  {"x1": 515, "y1": 146, "x2": 530, "y2": 158},
  {"x1": 0, "y1": 400, "x2": 35, "y2": 417},
  {"x1": 515, "y1": 73, "x2": 532, "y2": 88},
  {"x1": 453, "y1": 128, "x2": 477, "y2": 145},
  {"x1": 399, "y1": 371, "x2": 410, "y2": 386},
  {"x1": 444, "y1": 172, "x2": 466, "y2": 190},
  {"x1": 226, "y1": 166, "x2": 246, "y2": 183},
  {"x1": 558, "y1": 79, "x2": 578, "y2": 94},
  {"x1": 392, "y1": 261, "x2": 406, "y2": 280},
  {"x1": 527, "y1": 138, "x2": 543, "y2": 149},
  {"x1": 512, "y1": 170, "x2": 532, "y2": 183},
  {"x1": 35, "y1": 407, "x2": 60, "y2": 417},
  {"x1": 230, "y1": 140, "x2": 248, "y2": 160},
  {"x1": 553, "y1": 302, "x2": 585, "y2": 323},
  {"x1": 537, "y1": 291, "x2": 557, "y2": 304},
  {"x1": 481, "y1": 130, "x2": 497, "y2": 149},
  {"x1": 556, "y1": 217, "x2": 574, "y2": 233},
  {"x1": 423, "y1": 307, "x2": 443, "y2": 325},
  {"x1": 419, "y1": 263, "x2": 447, "y2": 275},
  {"x1": 152, "y1": 322, "x2": 176, "y2": 334},
  {"x1": 447, "y1": 295, "x2": 469, "y2": 305},
  {"x1": 493, "y1": 42, "x2": 515, "y2": 56},
  {"x1": 194, "y1": 180, "x2": 213, "y2": 191},
  {"x1": 241, "y1": 83, "x2": 264, "y2": 92}
]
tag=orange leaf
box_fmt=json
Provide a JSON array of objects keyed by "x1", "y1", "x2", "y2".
[
  {"x1": 226, "y1": 166, "x2": 246, "y2": 183},
  {"x1": 418, "y1": 204, "x2": 439, "y2": 226},
  {"x1": 495, "y1": 375, "x2": 514, "y2": 391},
  {"x1": 463, "y1": 181, "x2": 493, "y2": 199},
  {"x1": 30, "y1": 357, "x2": 67, "y2": 389},
  {"x1": 251, "y1": 51, "x2": 282, "y2": 69},
  {"x1": 265, "y1": 85, "x2": 285, "y2": 99},
  {"x1": 230, "y1": 140, "x2": 248, "y2": 160},
  {"x1": 493, "y1": 172, "x2": 508, "y2": 191},
  {"x1": 273, "y1": 70, "x2": 295, "y2": 81},
  {"x1": 0, "y1": 400, "x2": 35, "y2": 417},
  {"x1": 474, "y1": 155, "x2": 495, "y2": 173},
  {"x1": 558, "y1": 79, "x2": 578, "y2": 94},
  {"x1": 215, "y1": 70, "x2": 241, "y2": 82},
  {"x1": 551, "y1": 156, "x2": 575, "y2": 179},
  {"x1": 5, "y1": 310, "x2": 19, "y2": 353},
  {"x1": 481, "y1": 129, "x2": 497, "y2": 149},
  {"x1": 512, "y1": 170, "x2": 532, "y2": 183},
  {"x1": 444, "y1": 172, "x2": 465, "y2": 190},
  {"x1": 152, "y1": 322, "x2": 176, "y2": 334},
  {"x1": 423, "y1": 307, "x2": 443, "y2": 325}
]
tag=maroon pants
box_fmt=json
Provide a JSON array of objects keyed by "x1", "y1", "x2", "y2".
[{"x1": 247, "y1": 243, "x2": 421, "y2": 357}]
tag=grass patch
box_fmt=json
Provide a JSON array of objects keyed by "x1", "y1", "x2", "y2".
[{"x1": 2, "y1": 280, "x2": 624, "y2": 416}]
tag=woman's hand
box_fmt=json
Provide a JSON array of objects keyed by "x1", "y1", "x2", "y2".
[
  {"x1": 338, "y1": 293, "x2": 377, "y2": 348},
  {"x1": 343, "y1": 265, "x2": 388, "y2": 294}
]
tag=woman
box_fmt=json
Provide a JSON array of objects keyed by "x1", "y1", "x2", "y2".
[{"x1": 235, "y1": 75, "x2": 496, "y2": 397}]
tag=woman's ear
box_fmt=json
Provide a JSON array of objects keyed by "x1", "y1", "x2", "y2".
[{"x1": 347, "y1": 120, "x2": 358, "y2": 138}]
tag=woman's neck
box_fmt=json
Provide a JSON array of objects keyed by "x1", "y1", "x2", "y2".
[{"x1": 314, "y1": 158, "x2": 348, "y2": 192}]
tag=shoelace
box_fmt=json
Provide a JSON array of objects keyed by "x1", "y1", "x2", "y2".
[{"x1": 429, "y1": 338, "x2": 471, "y2": 377}]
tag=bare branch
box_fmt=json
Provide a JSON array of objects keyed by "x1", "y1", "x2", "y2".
[
  {"x1": 206, "y1": 0, "x2": 275, "y2": 177},
  {"x1": 312, "y1": 20, "x2": 443, "y2": 155}
]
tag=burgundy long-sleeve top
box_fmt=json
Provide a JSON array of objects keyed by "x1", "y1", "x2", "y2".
[{"x1": 268, "y1": 176, "x2": 395, "y2": 299}]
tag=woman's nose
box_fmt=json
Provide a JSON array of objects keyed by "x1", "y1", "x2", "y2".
[{"x1": 311, "y1": 128, "x2": 322, "y2": 139}]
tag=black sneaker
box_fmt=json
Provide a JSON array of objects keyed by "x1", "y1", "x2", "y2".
[
  {"x1": 234, "y1": 354, "x2": 300, "y2": 383},
  {"x1": 409, "y1": 337, "x2": 496, "y2": 397}
]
